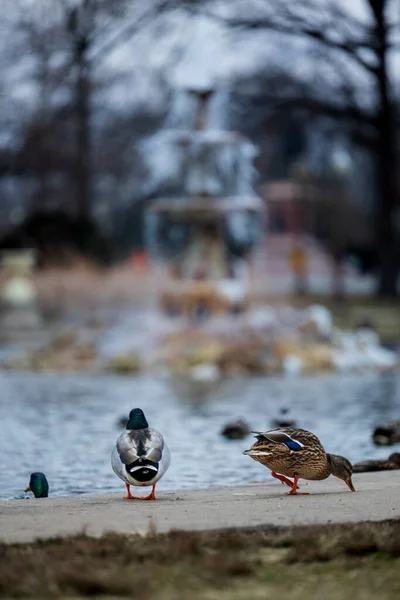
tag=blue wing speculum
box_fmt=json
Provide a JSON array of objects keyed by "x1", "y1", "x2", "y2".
[
  {"x1": 284, "y1": 440, "x2": 303, "y2": 451},
  {"x1": 253, "y1": 429, "x2": 305, "y2": 452}
]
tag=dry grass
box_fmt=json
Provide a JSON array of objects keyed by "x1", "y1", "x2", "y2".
[
  {"x1": 31, "y1": 263, "x2": 400, "y2": 322},
  {"x1": 1, "y1": 521, "x2": 400, "y2": 599},
  {"x1": 32, "y1": 262, "x2": 160, "y2": 317}
]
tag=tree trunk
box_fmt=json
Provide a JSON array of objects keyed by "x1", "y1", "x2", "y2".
[
  {"x1": 332, "y1": 256, "x2": 345, "y2": 302},
  {"x1": 375, "y1": 126, "x2": 398, "y2": 297},
  {"x1": 372, "y1": 0, "x2": 399, "y2": 296},
  {"x1": 74, "y1": 38, "x2": 91, "y2": 221},
  {"x1": 375, "y1": 99, "x2": 398, "y2": 296}
]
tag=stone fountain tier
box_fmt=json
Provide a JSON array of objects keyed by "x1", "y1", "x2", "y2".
[
  {"x1": 162, "y1": 129, "x2": 252, "y2": 144},
  {"x1": 147, "y1": 129, "x2": 258, "y2": 197},
  {"x1": 147, "y1": 193, "x2": 264, "y2": 265},
  {"x1": 148, "y1": 195, "x2": 263, "y2": 217}
]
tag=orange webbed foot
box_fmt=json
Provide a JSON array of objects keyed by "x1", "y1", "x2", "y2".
[
  {"x1": 137, "y1": 493, "x2": 156, "y2": 501},
  {"x1": 123, "y1": 484, "x2": 156, "y2": 501},
  {"x1": 138, "y1": 485, "x2": 156, "y2": 501},
  {"x1": 123, "y1": 483, "x2": 134, "y2": 499},
  {"x1": 287, "y1": 475, "x2": 308, "y2": 495}
]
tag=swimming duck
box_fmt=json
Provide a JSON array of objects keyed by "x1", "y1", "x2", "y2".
[
  {"x1": 117, "y1": 415, "x2": 128, "y2": 428},
  {"x1": 111, "y1": 408, "x2": 170, "y2": 500},
  {"x1": 24, "y1": 472, "x2": 49, "y2": 498},
  {"x1": 271, "y1": 408, "x2": 297, "y2": 429},
  {"x1": 221, "y1": 419, "x2": 250, "y2": 440},
  {"x1": 243, "y1": 427, "x2": 355, "y2": 495},
  {"x1": 372, "y1": 422, "x2": 400, "y2": 446}
]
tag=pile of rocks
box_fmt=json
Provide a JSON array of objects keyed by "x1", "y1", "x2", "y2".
[
  {"x1": 1, "y1": 329, "x2": 98, "y2": 372},
  {"x1": 353, "y1": 453, "x2": 400, "y2": 473},
  {"x1": 1, "y1": 304, "x2": 398, "y2": 377},
  {"x1": 157, "y1": 305, "x2": 399, "y2": 379}
]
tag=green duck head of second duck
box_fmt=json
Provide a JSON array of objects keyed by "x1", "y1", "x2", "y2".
[{"x1": 25, "y1": 472, "x2": 49, "y2": 498}]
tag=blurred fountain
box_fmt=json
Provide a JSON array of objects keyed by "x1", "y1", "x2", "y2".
[{"x1": 145, "y1": 18, "x2": 265, "y2": 319}]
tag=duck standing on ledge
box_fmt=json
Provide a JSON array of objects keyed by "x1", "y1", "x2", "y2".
[
  {"x1": 24, "y1": 472, "x2": 49, "y2": 498},
  {"x1": 112, "y1": 408, "x2": 170, "y2": 500},
  {"x1": 244, "y1": 427, "x2": 355, "y2": 495},
  {"x1": 271, "y1": 408, "x2": 297, "y2": 429}
]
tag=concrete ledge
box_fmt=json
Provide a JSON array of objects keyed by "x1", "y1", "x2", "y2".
[{"x1": 1, "y1": 471, "x2": 399, "y2": 544}]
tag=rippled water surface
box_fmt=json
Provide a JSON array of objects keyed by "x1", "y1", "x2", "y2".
[{"x1": 1, "y1": 372, "x2": 399, "y2": 500}]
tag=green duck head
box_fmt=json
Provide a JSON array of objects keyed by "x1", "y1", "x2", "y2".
[
  {"x1": 25, "y1": 472, "x2": 49, "y2": 498},
  {"x1": 126, "y1": 408, "x2": 149, "y2": 430}
]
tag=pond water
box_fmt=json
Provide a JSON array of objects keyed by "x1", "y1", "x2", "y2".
[{"x1": 1, "y1": 372, "x2": 399, "y2": 500}]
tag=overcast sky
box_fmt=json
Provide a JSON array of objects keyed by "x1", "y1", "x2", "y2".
[
  {"x1": 1, "y1": 0, "x2": 399, "y2": 131},
  {"x1": 100, "y1": 0, "x2": 400, "y2": 97}
]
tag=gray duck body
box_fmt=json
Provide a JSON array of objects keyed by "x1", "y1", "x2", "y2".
[{"x1": 112, "y1": 426, "x2": 170, "y2": 488}]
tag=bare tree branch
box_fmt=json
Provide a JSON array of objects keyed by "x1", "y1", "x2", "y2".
[
  {"x1": 182, "y1": 2, "x2": 384, "y2": 73},
  {"x1": 90, "y1": 0, "x2": 177, "y2": 66}
]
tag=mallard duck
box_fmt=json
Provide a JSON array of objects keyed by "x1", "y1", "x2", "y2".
[
  {"x1": 111, "y1": 408, "x2": 170, "y2": 500},
  {"x1": 271, "y1": 408, "x2": 297, "y2": 429},
  {"x1": 372, "y1": 422, "x2": 400, "y2": 446},
  {"x1": 243, "y1": 427, "x2": 355, "y2": 495},
  {"x1": 24, "y1": 472, "x2": 49, "y2": 498},
  {"x1": 117, "y1": 415, "x2": 128, "y2": 428},
  {"x1": 221, "y1": 419, "x2": 250, "y2": 440}
]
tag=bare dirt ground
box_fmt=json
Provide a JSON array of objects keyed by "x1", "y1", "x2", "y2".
[{"x1": 1, "y1": 490, "x2": 400, "y2": 599}]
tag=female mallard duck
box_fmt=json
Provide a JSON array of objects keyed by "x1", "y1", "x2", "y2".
[
  {"x1": 24, "y1": 472, "x2": 49, "y2": 498},
  {"x1": 243, "y1": 427, "x2": 355, "y2": 495},
  {"x1": 111, "y1": 408, "x2": 170, "y2": 500}
]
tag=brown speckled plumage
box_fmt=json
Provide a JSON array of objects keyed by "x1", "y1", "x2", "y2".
[{"x1": 244, "y1": 427, "x2": 355, "y2": 493}]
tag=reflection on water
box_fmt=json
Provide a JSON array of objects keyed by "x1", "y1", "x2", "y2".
[{"x1": 1, "y1": 372, "x2": 399, "y2": 500}]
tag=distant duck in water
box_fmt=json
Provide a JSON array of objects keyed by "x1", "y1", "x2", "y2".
[
  {"x1": 372, "y1": 422, "x2": 400, "y2": 446},
  {"x1": 353, "y1": 452, "x2": 400, "y2": 473},
  {"x1": 117, "y1": 415, "x2": 128, "y2": 428},
  {"x1": 221, "y1": 419, "x2": 250, "y2": 440},
  {"x1": 112, "y1": 408, "x2": 170, "y2": 500},
  {"x1": 24, "y1": 472, "x2": 49, "y2": 498},
  {"x1": 271, "y1": 408, "x2": 297, "y2": 429},
  {"x1": 244, "y1": 427, "x2": 355, "y2": 495}
]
